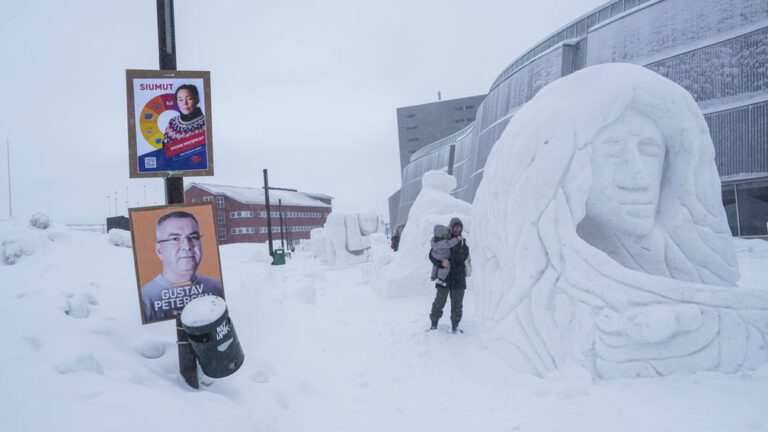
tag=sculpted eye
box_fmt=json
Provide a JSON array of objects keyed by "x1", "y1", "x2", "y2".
[
  {"x1": 639, "y1": 138, "x2": 663, "y2": 157},
  {"x1": 601, "y1": 138, "x2": 623, "y2": 157}
]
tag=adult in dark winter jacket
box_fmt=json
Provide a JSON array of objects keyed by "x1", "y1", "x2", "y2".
[
  {"x1": 390, "y1": 224, "x2": 404, "y2": 252},
  {"x1": 428, "y1": 217, "x2": 470, "y2": 333}
]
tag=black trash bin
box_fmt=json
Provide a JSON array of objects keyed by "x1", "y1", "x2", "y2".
[{"x1": 180, "y1": 296, "x2": 244, "y2": 378}]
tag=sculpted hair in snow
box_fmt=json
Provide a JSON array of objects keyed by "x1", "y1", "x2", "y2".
[{"x1": 472, "y1": 63, "x2": 768, "y2": 379}]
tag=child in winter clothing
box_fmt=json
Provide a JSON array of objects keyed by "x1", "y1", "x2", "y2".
[{"x1": 430, "y1": 224, "x2": 462, "y2": 287}]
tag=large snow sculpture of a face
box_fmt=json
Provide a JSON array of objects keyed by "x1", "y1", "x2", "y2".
[
  {"x1": 471, "y1": 63, "x2": 768, "y2": 380},
  {"x1": 583, "y1": 108, "x2": 666, "y2": 237}
]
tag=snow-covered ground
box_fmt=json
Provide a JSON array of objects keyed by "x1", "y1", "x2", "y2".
[{"x1": 1, "y1": 221, "x2": 767, "y2": 432}]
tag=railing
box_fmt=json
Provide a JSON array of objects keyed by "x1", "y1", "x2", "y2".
[{"x1": 410, "y1": 123, "x2": 474, "y2": 162}]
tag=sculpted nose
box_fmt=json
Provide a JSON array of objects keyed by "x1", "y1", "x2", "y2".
[{"x1": 616, "y1": 152, "x2": 649, "y2": 190}]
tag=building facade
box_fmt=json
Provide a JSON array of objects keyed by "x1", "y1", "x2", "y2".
[
  {"x1": 392, "y1": 0, "x2": 768, "y2": 237},
  {"x1": 185, "y1": 183, "x2": 332, "y2": 246},
  {"x1": 396, "y1": 95, "x2": 486, "y2": 172}
]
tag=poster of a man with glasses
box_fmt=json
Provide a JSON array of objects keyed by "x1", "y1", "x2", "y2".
[{"x1": 130, "y1": 203, "x2": 225, "y2": 324}]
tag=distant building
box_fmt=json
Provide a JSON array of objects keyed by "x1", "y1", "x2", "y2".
[
  {"x1": 185, "y1": 182, "x2": 333, "y2": 246},
  {"x1": 396, "y1": 95, "x2": 486, "y2": 172},
  {"x1": 106, "y1": 216, "x2": 130, "y2": 232}
]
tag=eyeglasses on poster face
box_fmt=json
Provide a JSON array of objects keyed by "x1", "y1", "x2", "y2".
[{"x1": 157, "y1": 234, "x2": 203, "y2": 245}]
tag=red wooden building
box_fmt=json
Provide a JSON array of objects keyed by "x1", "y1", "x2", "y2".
[{"x1": 185, "y1": 182, "x2": 332, "y2": 245}]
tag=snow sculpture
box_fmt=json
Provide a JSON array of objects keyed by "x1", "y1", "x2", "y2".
[
  {"x1": 310, "y1": 228, "x2": 330, "y2": 264},
  {"x1": 473, "y1": 63, "x2": 768, "y2": 379},
  {"x1": 372, "y1": 170, "x2": 471, "y2": 298},
  {"x1": 323, "y1": 210, "x2": 385, "y2": 266},
  {"x1": 367, "y1": 233, "x2": 395, "y2": 267}
]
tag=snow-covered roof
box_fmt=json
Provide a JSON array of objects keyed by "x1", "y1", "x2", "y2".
[
  {"x1": 186, "y1": 183, "x2": 332, "y2": 208},
  {"x1": 302, "y1": 192, "x2": 334, "y2": 200}
]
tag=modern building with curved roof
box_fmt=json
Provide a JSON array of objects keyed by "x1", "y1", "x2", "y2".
[{"x1": 391, "y1": 0, "x2": 768, "y2": 237}]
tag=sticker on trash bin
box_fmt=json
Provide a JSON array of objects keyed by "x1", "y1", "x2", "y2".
[
  {"x1": 217, "y1": 339, "x2": 234, "y2": 352},
  {"x1": 216, "y1": 319, "x2": 231, "y2": 340}
]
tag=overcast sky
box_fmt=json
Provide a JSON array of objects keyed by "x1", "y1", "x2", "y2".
[{"x1": 0, "y1": 0, "x2": 607, "y2": 224}]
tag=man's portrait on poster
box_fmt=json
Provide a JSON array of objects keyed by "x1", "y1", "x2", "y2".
[{"x1": 140, "y1": 210, "x2": 223, "y2": 323}]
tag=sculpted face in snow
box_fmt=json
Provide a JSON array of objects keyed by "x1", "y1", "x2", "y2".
[
  {"x1": 583, "y1": 108, "x2": 665, "y2": 237},
  {"x1": 472, "y1": 63, "x2": 768, "y2": 379}
]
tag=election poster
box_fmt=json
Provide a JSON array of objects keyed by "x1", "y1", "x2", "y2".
[
  {"x1": 130, "y1": 203, "x2": 225, "y2": 325},
  {"x1": 126, "y1": 70, "x2": 214, "y2": 178}
]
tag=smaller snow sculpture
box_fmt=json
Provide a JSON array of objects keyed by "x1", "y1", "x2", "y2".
[
  {"x1": 310, "y1": 228, "x2": 330, "y2": 264},
  {"x1": 368, "y1": 233, "x2": 395, "y2": 267},
  {"x1": 107, "y1": 228, "x2": 132, "y2": 248},
  {"x1": 372, "y1": 170, "x2": 471, "y2": 298},
  {"x1": 29, "y1": 212, "x2": 50, "y2": 230},
  {"x1": 473, "y1": 63, "x2": 768, "y2": 379},
  {"x1": 322, "y1": 210, "x2": 385, "y2": 266}
]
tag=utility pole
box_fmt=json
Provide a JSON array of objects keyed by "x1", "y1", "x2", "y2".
[
  {"x1": 285, "y1": 212, "x2": 293, "y2": 251},
  {"x1": 278, "y1": 199, "x2": 285, "y2": 249},
  {"x1": 263, "y1": 169, "x2": 275, "y2": 257},
  {"x1": 157, "y1": 0, "x2": 183, "y2": 206},
  {"x1": 155, "y1": 0, "x2": 196, "y2": 390}
]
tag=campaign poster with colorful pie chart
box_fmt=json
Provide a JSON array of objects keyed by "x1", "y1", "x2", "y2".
[{"x1": 126, "y1": 70, "x2": 214, "y2": 178}]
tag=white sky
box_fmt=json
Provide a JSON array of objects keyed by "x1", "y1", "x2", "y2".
[{"x1": 0, "y1": 0, "x2": 607, "y2": 224}]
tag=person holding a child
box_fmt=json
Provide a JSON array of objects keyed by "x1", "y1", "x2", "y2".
[{"x1": 428, "y1": 217, "x2": 470, "y2": 333}]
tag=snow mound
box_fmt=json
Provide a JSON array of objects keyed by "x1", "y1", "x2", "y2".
[
  {"x1": 107, "y1": 228, "x2": 132, "y2": 248},
  {"x1": 135, "y1": 339, "x2": 167, "y2": 359},
  {"x1": 0, "y1": 216, "x2": 766, "y2": 431},
  {"x1": 0, "y1": 219, "x2": 68, "y2": 265},
  {"x1": 29, "y1": 212, "x2": 51, "y2": 229},
  {"x1": 472, "y1": 63, "x2": 768, "y2": 379},
  {"x1": 422, "y1": 169, "x2": 457, "y2": 193},
  {"x1": 63, "y1": 292, "x2": 99, "y2": 319}
]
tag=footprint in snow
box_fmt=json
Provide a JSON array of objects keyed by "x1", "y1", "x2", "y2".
[{"x1": 54, "y1": 354, "x2": 103, "y2": 375}]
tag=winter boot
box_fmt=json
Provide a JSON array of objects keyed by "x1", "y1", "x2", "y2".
[
  {"x1": 430, "y1": 321, "x2": 438, "y2": 330},
  {"x1": 451, "y1": 324, "x2": 458, "y2": 334}
]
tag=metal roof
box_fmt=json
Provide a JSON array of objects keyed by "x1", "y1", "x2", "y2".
[{"x1": 186, "y1": 183, "x2": 332, "y2": 208}]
